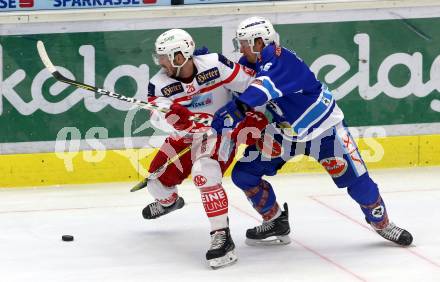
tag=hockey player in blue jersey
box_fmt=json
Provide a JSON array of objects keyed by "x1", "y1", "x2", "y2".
[{"x1": 211, "y1": 16, "x2": 413, "y2": 247}]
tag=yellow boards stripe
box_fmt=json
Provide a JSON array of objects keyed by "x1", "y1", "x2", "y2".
[{"x1": 1, "y1": 135, "x2": 439, "y2": 188}]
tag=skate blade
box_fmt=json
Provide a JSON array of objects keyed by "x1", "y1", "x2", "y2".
[
  {"x1": 245, "y1": 235, "x2": 291, "y2": 246},
  {"x1": 208, "y1": 250, "x2": 238, "y2": 269}
]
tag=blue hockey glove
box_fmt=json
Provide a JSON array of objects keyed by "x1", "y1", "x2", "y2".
[{"x1": 211, "y1": 99, "x2": 248, "y2": 133}]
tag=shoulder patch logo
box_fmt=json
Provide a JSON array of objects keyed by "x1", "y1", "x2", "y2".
[
  {"x1": 193, "y1": 175, "x2": 207, "y2": 187},
  {"x1": 196, "y1": 67, "x2": 220, "y2": 85},
  {"x1": 218, "y1": 54, "x2": 234, "y2": 69},
  {"x1": 161, "y1": 82, "x2": 184, "y2": 97}
]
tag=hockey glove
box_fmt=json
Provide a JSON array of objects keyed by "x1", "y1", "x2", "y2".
[
  {"x1": 165, "y1": 103, "x2": 194, "y2": 131},
  {"x1": 211, "y1": 99, "x2": 249, "y2": 133},
  {"x1": 230, "y1": 111, "x2": 269, "y2": 145}
]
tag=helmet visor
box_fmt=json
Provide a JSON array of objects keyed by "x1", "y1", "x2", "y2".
[
  {"x1": 232, "y1": 37, "x2": 240, "y2": 52},
  {"x1": 232, "y1": 38, "x2": 252, "y2": 53},
  {"x1": 152, "y1": 53, "x2": 170, "y2": 66}
]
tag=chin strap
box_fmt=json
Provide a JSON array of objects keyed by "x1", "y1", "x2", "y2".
[{"x1": 173, "y1": 57, "x2": 189, "y2": 77}]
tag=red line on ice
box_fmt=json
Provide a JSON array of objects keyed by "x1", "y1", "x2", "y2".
[
  {"x1": 308, "y1": 195, "x2": 440, "y2": 269},
  {"x1": 231, "y1": 203, "x2": 367, "y2": 282}
]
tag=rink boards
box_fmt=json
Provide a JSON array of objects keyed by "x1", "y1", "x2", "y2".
[
  {"x1": 1, "y1": 0, "x2": 440, "y2": 187},
  {"x1": 1, "y1": 134, "x2": 439, "y2": 187}
]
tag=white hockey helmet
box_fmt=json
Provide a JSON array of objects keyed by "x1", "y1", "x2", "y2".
[
  {"x1": 233, "y1": 16, "x2": 279, "y2": 52},
  {"x1": 154, "y1": 28, "x2": 195, "y2": 68}
]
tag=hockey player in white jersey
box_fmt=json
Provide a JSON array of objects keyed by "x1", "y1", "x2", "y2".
[{"x1": 142, "y1": 28, "x2": 268, "y2": 269}]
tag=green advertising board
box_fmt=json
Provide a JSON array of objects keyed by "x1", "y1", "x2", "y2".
[
  {"x1": 277, "y1": 17, "x2": 440, "y2": 126},
  {"x1": 0, "y1": 18, "x2": 439, "y2": 150},
  {"x1": 0, "y1": 27, "x2": 222, "y2": 144}
]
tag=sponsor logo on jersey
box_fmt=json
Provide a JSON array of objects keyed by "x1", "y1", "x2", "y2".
[
  {"x1": 196, "y1": 67, "x2": 220, "y2": 85},
  {"x1": 161, "y1": 82, "x2": 184, "y2": 97},
  {"x1": 189, "y1": 93, "x2": 213, "y2": 109},
  {"x1": 320, "y1": 157, "x2": 348, "y2": 178},
  {"x1": 218, "y1": 54, "x2": 234, "y2": 69},
  {"x1": 242, "y1": 65, "x2": 256, "y2": 76}
]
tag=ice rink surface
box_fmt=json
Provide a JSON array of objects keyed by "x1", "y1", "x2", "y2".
[{"x1": 1, "y1": 167, "x2": 439, "y2": 282}]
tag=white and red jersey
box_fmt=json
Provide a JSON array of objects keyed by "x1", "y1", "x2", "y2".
[{"x1": 147, "y1": 53, "x2": 255, "y2": 133}]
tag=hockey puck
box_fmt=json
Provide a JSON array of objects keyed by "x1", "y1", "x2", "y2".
[{"x1": 62, "y1": 235, "x2": 74, "y2": 242}]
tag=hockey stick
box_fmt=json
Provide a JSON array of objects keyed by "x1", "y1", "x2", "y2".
[
  {"x1": 36, "y1": 41, "x2": 211, "y2": 125},
  {"x1": 130, "y1": 145, "x2": 191, "y2": 192},
  {"x1": 36, "y1": 41, "x2": 170, "y2": 114},
  {"x1": 36, "y1": 41, "x2": 207, "y2": 193},
  {"x1": 36, "y1": 41, "x2": 207, "y2": 192}
]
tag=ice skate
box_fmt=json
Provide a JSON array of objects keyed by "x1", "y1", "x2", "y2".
[
  {"x1": 142, "y1": 197, "x2": 185, "y2": 219},
  {"x1": 246, "y1": 203, "x2": 291, "y2": 246},
  {"x1": 369, "y1": 220, "x2": 413, "y2": 246},
  {"x1": 206, "y1": 228, "x2": 237, "y2": 269}
]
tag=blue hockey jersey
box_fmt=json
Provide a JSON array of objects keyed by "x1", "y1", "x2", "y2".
[
  {"x1": 237, "y1": 44, "x2": 344, "y2": 141},
  {"x1": 238, "y1": 56, "x2": 257, "y2": 73}
]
